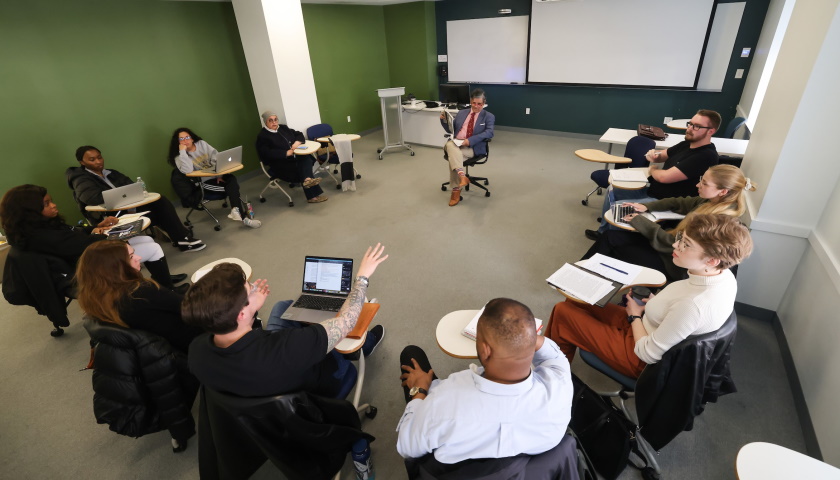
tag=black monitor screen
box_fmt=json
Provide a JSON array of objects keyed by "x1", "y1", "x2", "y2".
[{"x1": 440, "y1": 84, "x2": 470, "y2": 105}]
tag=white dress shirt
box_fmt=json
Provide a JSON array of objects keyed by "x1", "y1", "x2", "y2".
[{"x1": 395, "y1": 338, "x2": 573, "y2": 464}]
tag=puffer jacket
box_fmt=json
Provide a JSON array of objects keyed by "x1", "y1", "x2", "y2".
[{"x1": 83, "y1": 315, "x2": 199, "y2": 442}]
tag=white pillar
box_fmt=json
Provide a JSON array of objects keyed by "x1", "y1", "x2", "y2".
[{"x1": 231, "y1": 0, "x2": 320, "y2": 131}]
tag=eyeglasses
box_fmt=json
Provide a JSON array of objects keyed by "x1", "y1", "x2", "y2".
[
  {"x1": 686, "y1": 122, "x2": 712, "y2": 131},
  {"x1": 178, "y1": 136, "x2": 191, "y2": 141}
]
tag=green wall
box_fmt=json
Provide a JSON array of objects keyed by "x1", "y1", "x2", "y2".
[
  {"x1": 0, "y1": 0, "x2": 259, "y2": 224},
  {"x1": 302, "y1": 5, "x2": 392, "y2": 133},
  {"x1": 384, "y1": 1, "x2": 438, "y2": 100}
]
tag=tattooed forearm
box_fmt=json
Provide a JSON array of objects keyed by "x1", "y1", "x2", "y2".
[{"x1": 320, "y1": 279, "x2": 368, "y2": 352}]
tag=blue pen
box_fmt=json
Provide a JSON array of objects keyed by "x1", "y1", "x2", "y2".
[{"x1": 600, "y1": 263, "x2": 628, "y2": 275}]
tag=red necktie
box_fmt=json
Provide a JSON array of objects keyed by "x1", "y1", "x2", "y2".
[{"x1": 465, "y1": 112, "x2": 476, "y2": 138}]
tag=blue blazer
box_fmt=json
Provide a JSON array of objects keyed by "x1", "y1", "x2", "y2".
[{"x1": 440, "y1": 108, "x2": 495, "y2": 157}]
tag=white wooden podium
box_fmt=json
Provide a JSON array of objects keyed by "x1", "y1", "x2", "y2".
[{"x1": 376, "y1": 87, "x2": 414, "y2": 160}]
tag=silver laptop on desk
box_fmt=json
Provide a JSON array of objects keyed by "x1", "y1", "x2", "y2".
[
  {"x1": 280, "y1": 256, "x2": 355, "y2": 323},
  {"x1": 101, "y1": 183, "x2": 145, "y2": 210},
  {"x1": 200, "y1": 146, "x2": 242, "y2": 173}
]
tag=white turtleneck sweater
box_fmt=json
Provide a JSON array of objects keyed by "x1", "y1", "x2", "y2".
[{"x1": 635, "y1": 269, "x2": 736, "y2": 364}]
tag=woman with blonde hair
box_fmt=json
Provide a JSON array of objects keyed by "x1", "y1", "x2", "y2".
[
  {"x1": 76, "y1": 240, "x2": 201, "y2": 353},
  {"x1": 584, "y1": 164, "x2": 757, "y2": 280},
  {"x1": 550, "y1": 213, "x2": 753, "y2": 378}
]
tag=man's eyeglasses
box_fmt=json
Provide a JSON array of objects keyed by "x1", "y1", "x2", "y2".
[
  {"x1": 686, "y1": 122, "x2": 712, "y2": 131},
  {"x1": 178, "y1": 136, "x2": 191, "y2": 141}
]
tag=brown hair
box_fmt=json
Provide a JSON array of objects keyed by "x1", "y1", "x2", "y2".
[
  {"x1": 76, "y1": 240, "x2": 157, "y2": 327},
  {"x1": 696, "y1": 109, "x2": 722, "y2": 131},
  {"x1": 683, "y1": 213, "x2": 753, "y2": 270},
  {"x1": 477, "y1": 298, "x2": 536, "y2": 353},
  {"x1": 181, "y1": 263, "x2": 248, "y2": 334},
  {"x1": 670, "y1": 164, "x2": 757, "y2": 234}
]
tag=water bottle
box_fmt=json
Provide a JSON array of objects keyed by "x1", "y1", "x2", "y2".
[
  {"x1": 351, "y1": 438, "x2": 375, "y2": 480},
  {"x1": 136, "y1": 176, "x2": 148, "y2": 197}
]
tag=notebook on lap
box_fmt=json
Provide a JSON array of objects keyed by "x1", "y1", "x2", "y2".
[
  {"x1": 280, "y1": 256, "x2": 354, "y2": 323},
  {"x1": 200, "y1": 146, "x2": 243, "y2": 173},
  {"x1": 101, "y1": 183, "x2": 145, "y2": 210}
]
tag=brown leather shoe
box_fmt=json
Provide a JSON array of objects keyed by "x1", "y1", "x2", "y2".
[
  {"x1": 459, "y1": 175, "x2": 469, "y2": 187},
  {"x1": 449, "y1": 190, "x2": 461, "y2": 206}
]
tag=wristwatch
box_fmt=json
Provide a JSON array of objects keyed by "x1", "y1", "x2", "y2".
[
  {"x1": 627, "y1": 315, "x2": 642, "y2": 324},
  {"x1": 356, "y1": 276, "x2": 370, "y2": 287},
  {"x1": 409, "y1": 386, "x2": 428, "y2": 398}
]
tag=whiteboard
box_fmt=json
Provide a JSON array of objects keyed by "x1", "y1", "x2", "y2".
[
  {"x1": 528, "y1": 0, "x2": 715, "y2": 87},
  {"x1": 446, "y1": 16, "x2": 529, "y2": 84}
]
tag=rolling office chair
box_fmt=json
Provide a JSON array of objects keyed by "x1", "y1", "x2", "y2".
[
  {"x1": 582, "y1": 136, "x2": 654, "y2": 206},
  {"x1": 257, "y1": 161, "x2": 295, "y2": 207},
  {"x1": 171, "y1": 169, "x2": 227, "y2": 232},
  {"x1": 83, "y1": 315, "x2": 198, "y2": 452},
  {"x1": 198, "y1": 387, "x2": 376, "y2": 480},
  {"x1": 577, "y1": 311, "x2": 738, "y2": 479},
  {"x1": 718, "y1": 116, "x2": 748, "y2": 168},
  {"x1": 404, "y1": 432, "x2": 584, "y2": 480},
  {"x1": 441, "y1": 139, "x2": 492, "y2": 199},
  {"x1": 306, "y1": 123, "x2": 362, "y2": 189},
  {"x1": 2, "y1": 246, "x2": 75, "y2": 337}
]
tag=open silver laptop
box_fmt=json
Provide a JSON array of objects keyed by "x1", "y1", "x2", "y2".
[
  {"x1": 101, "y1": 183, "x2": 145, "y2": 210},
  {"x1": 280, "y1": 256, "x2": 354, "y2": 323},
  {"x1": 200, "y1": 145, "x2": 242, "y2": 173}
]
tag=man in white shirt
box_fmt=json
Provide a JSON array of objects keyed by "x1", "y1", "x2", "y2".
[{"x1": 396, "y1": 298, "x2": 573, "y2": 465}]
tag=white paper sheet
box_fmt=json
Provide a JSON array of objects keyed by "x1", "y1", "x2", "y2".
[
  {"x1": 583, "y1": 254, "x2": 642, "y2": 284},
  {"x1": 547, "y1": 263, "x2": 616, "y2": 305}
]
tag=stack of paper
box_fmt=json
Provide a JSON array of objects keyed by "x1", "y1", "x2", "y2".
[
  {"x1": 546, "y1": 264, "x2": 616, "y2": 305},
  {"x1": 610, "y1": 169, "x2": 649, "y2": 182},
  {"x1": 114, "y1": 211, "x2": 150, "y2": 226},
  {"x1": 462, "y1": 306, "x2": 544, "y2": 341}
]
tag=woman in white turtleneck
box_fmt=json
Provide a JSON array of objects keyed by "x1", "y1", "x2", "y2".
[{"x1": 547, "y1": 213, "x2": 753, "y2": 379}]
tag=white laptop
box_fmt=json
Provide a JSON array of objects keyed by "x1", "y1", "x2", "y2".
[
  {"x1": 101, "y1": 183, "x2": 145, "y2": 210},
  {"x1": 201, "y1": 146, "x2": 243, "y2": 173},
  {"x1": 280, "y1": 256, "x2": 355, "y2": 323}
]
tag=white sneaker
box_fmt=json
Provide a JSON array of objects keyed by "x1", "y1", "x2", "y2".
[
  {"x1": 228, "y1": 207, "x2": 242, "y2": 221},
  {"x1": 243, "y1": 218, "x2": 261, "y2": 229}
]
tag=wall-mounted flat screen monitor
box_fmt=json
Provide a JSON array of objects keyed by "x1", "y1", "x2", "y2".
[{"x1": 440, "y1": 84, "x2": 470, "y2": 105}]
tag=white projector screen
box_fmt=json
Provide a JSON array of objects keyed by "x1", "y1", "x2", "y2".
[
  {"x1": 528, "y1": 0, "x2": 716, "y2": 87},
  {"x1": 447, "y1": 16, "x2": 529, "y2": 84}
]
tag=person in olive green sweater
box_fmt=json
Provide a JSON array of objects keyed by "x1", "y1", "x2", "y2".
[{"x1": 583, "y1": 165, "x2": 756, "y2": 281}]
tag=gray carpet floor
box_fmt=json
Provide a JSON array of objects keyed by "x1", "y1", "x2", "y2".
[{"x1": 0, "y1": 129, "x2": 807, "y2": 479}]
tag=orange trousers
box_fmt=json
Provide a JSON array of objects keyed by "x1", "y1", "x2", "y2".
[{"x1": 547, "y1": 301, "x2": 646, "y2": 379}]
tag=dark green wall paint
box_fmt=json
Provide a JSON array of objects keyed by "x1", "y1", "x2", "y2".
[
  {"x1": 434, "y1": 0, "x2": 771, "y2": 135},
  {"x1": 302, "y1": 4, "x2": 392, "y2": 133},
  {"x1": 384, "y1": 1, "x2": 438, "y2": 100},
  {"x1": 0, "y1": 0, "x2": 258, "y2": 223}
]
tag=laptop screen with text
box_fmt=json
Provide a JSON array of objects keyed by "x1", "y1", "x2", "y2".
[{"x1": 302, "y1": 256, "x2": 353, "y2": 296}]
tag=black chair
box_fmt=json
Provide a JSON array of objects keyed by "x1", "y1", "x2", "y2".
[
  {"x1": 257, "y1": 161, "x2": 295, "y2": 207},
  {"x1": 2, "y1": 246, "x2": 75, "y2": 337},
  {"x1": 198, "y1": 386, "x2": 375, "y2": 480},
  {"x1": 307, "y1": 123, "x2": 362, "y2": 190},
  {"x1": 582, "y1": 136, "x2": 654, "y2": 206},
  {"x1": 578, "y1": 311, "x2": 738, "y2": 478},
  {"x1": 170, "y1": 168, "x2": 227, "y2": 232},
  {"x1": 441, "y1": 139, "x2": 492, "y2": 199},
  {"x1": 405, "y1": 432, "x2": 583, "y2": 480},
  {"x1": 718, "y1": 117, "x2": 747, "y2": 168},
  {"x1": 83, "y1": 315, "x2": 198, "y2": 451}
]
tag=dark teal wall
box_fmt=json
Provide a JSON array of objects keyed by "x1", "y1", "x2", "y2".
[{"x1": 434, "y1": 0, "x2": 771, "y2": 135}]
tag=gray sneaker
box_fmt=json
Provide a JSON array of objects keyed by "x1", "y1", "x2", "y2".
[{"x1": 243, "y1": 218, "x2": 261, "y2": 229}]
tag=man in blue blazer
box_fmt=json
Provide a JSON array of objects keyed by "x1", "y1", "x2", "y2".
[{"x1": 439, "y1": 89, "x2": 495, "y2": 206}]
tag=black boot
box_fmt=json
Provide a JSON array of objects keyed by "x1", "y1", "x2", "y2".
[{"x1": 144, "y1": 257, "x2": 189, "y2": 294}]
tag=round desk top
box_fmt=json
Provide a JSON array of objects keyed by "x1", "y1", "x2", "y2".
[
  {"x1": 575, "y1": 149, "x2": 631, "y2": 164},
  {"x1": 293, "y1": 140, "x2": 321, "y2": 156},
  {"x1": 736, "y1": 442, "x2": 840, "y2": 480},
  {"x1": 186, "y1": 163, "x2": 244, "y2": 178},
  {"x1": 666, "y1": 119, "x2": 690, "y2": 130},
  {"x1": 335, "y1": 331, "x2": 366, "y2": 354},
  {"x1": 192, "y1": 257, "x2": 253, "y2": 284},
  {"x1": 103, "y1": 217, "x2": 151, "y2": 235},
  {"x1": 85, "y1": 192, "x2": 161, "y2": 212},
  {"x1": 555, "y1": 260, "x2": 666, "y2": 304},
  {"x1": 315, "y1": 134, "x2": 361, "y2": 143},
  {"x1": 603, "y1": 209, "x2": 637, "y2": 231},
  {"x1": 609, "y1": 167, "x2": 649, "y2": 190},
  {"x1": 436, "y1": 310, "x2": 480, "y2": 359}
]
